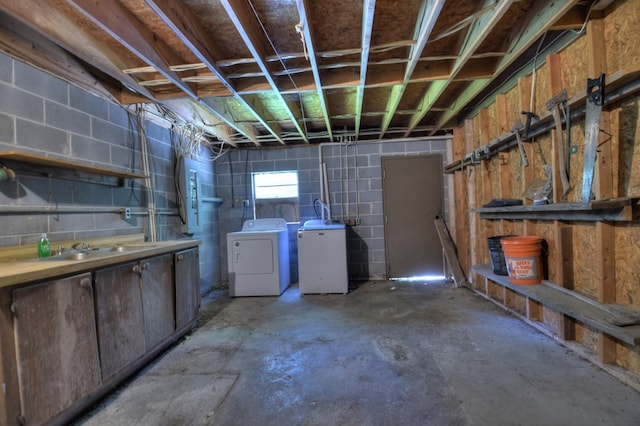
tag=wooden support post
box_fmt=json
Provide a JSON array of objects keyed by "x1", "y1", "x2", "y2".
[
  {"x1": 527, "y1": 298, "x2": 542, "y2": 322},
  {"x1": 464, "y1": 119, "x2": 479, "y2": 275},
  {"x1": 479, "y1": 108, "x2": 494, "y2": 264},
  {"x1": 495, "y1": 94, "x2": 513, "y2": 236},
  {"x1": 453, "y1": 126, "x2": 471, "y2": 277},
  {"x1": 556, "y1": 225, "x2": 576, "y2": 341},
  {"x1": 546, "y1": 52, "x2": 577, "y2": 341},
  {"x1": 518, "y1": 74, "x2": 536, "y2": 236}
]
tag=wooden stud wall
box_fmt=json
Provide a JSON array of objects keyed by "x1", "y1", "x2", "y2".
[{"x1": 451, "y1": 0, "x2": 640, "y2": 383}]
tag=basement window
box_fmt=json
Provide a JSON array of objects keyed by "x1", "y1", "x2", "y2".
[{"x1": 252, "y1": 171, "x2": 300, "y2": 223}]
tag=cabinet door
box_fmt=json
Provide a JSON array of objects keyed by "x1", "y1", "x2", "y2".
[
  {"x1": 12, "y1": 273, "x2": 101, "y2": 426},
  {"x1": 94, "y1": 261, "x2": 145, "y2": 380},
  {"x1": 141, "y1": 254, "x2": 175, "y2": 351},
  {"x1": 175, "y1": 247, "x2": 200, "y2": 330}
]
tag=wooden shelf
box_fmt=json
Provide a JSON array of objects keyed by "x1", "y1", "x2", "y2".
[
  {"x1": 472, "y1": 265, "x2": 640, "y2": 345},
  {"x1": 473, "y1": 197, "x2": 640, "y2": 222},
  {"x1": 0, "y1": 151, "x2": 147, "y2": 180}
]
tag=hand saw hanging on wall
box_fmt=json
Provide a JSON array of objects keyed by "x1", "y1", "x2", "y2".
[{"x1": 582, "y1": 74, "x2": 605, "y2": 206}]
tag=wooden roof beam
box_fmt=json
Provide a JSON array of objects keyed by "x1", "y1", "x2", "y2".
[
  {"x1": 0, "y1": 1, "x2": 155, "y2": 101},
  {"x1": 65, "y1": 0, "x2": 197, "y2": 97},
  {"x1": 354, "y1": 0, "x2": 376, "y2": 139},
  {"x1": 66, "y1": 0, "x2": 252, "y2": 145},
  {"x1": 0, "y1": 13, "x2": 119, "y2": 104},
  {"x1": 296, "y1": 0, "x2": 333, "y2": 141},
  {"x1": 144, "y1": 0, "x2": 280, "y2": 146},
  {"x1": 432, "y1": 0, "x2": 582, "y2": 133},
  {"x1": 404, "y1": 0, "x2": 513, "y2": 137},
  {"x1": 379, "y1": 0, "x2": 445, "y2": 138},
  {"x1": 221, "y1": 0, "x2": 309, "y2": 143},
  {"x1": 159, "y1": 99, "x2": 236, "y2": 147}
]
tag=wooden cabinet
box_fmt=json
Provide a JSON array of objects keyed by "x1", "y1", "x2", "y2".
[
  {"x1": 94, "y1": 261, "x2": 146, "y2": 380},
  {"x1": 0, "y1": 244, "x2": 200, "y2": 425},
  {"x1": 94, "y1": 254, "x2": 176, "y2": 379},
  {"x1": 11, "y1": 273, "x2": 101, "y2": 426},
  {"x1": 140, "y1": 254, "x2": 175, "y2": 351},
  {"x1": 175, "y1": 248, "x2": 200, "y2": 330}
]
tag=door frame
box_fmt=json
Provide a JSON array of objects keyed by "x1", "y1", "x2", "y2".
[{"x1": 382, "y1": 153, "x2": 445, "y2": 279}]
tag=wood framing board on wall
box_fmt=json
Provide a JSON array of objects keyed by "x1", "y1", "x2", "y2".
[{"x1": 449, "y1": 0, "x2": 640, "y2": 382}]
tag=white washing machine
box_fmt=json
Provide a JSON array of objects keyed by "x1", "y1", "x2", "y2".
[
  {"x1": 298, "y1": 219, "x2": 348, "y2": 294},
  {"x1": 227, "y1": 218, "x2": 290, "y2": 297}
]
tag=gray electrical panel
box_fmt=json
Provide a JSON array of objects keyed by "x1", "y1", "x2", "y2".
[{"x1": 178, "y1": 157, "x2": 202, "y2": 234}]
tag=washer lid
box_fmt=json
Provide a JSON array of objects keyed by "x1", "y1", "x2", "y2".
[
  {"x1": 300, "y1": 219, "x2": 345, "y2": 230},
  {"x1": 242, "y1": 218, "x2": 287, "y2": 231}
]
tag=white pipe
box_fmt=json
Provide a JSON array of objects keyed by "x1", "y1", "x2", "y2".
[
  {"x1": 321, "y1": 162, "x2": 331, "y2": 222},
  {"x1": 354, "y1": 142, "x2": 360, "y2": 218},
  {"x1": 318, "y1": 142, "x2": 344, "y2": 222},
  {"x1": 339, "y1": 140, "x2": 343, "y2": 221},
  {"x1": 138, "y1": 112, "x2": 157, "y2": 242}
]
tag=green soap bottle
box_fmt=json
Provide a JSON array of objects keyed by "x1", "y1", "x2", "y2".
[{"x1": 37, "y1": 233, "x2": 51, "y2": 258}]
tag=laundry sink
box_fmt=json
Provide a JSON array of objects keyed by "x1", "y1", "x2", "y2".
[
  {"x1": 110, "y1": 244, "x2": 158, "y2": 252},
  {"x1": 33, "y1": 248, "x2": 114, "y2": 261}
]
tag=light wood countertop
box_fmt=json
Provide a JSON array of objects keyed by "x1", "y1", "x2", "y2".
[{"x1": 0, "y1": 239, "x2": 200, "y2": 288}]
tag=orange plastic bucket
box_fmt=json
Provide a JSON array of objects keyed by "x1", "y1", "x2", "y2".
[{"x1": 500, "y1": 236, "x2": 543, "y2": 285}]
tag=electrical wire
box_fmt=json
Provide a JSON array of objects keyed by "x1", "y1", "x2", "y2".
[
  {"x1": 126, "y1": 111, "x2": 141, "y2": 204},
  {"x1": 571, "y1": 1, "x2": 596, "y2": 36},
  {"x1": 247, "y1": 0, "x2": 309, "y2": 138}
]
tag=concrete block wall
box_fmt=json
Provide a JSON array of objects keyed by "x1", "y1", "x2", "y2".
[
  {"x1": 0, "y1": 53, "x2": 221, "y2": 293},
  {"x1": 216, "y1": 138, "x2": 450, "y2": 283}
]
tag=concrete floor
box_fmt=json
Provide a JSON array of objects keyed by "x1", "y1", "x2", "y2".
[{"x1": 76, "y1": 280, "x2": 640, "y2": 425}]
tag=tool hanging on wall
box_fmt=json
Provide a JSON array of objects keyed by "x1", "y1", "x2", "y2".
[
  {"x1": 510, "y1": 118, "x2": 528, "y2": 167},
  {"x1": 521, "y1": 111, "x2": 540, "y2": 139},
  {"x1": 581, "y1": 73, "x2": 605, "y2": 206},
  {"x1": 521, "y1": 110, "x2": 544, "y2": 163},
  {"x1": 546, "y1": 89, "x2": 571, "y2": 200}
]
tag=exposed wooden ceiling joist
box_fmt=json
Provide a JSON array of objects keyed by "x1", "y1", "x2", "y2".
[
  {"x1": 296, "y1": 0, "x2": 333, "y2": 141},
  {"x1": 404, "y1": 0, "x2": 513, "y2": 137},
  {"x1": 65, "y1": 0, "x2": 252, "y2": 144},
  {"x1": 144, "y1": 0, "x2": 282, "y2": 146},
  {"x1": 379, "y1": 0, "x2": 446, "y2": 138},
  {"x1": 432, "y1": 0, "x2": 583, "y2": 133},
  {"x1": 220, "y1": 0, "x2": 309, "y2": 143},
  {"x1": 354, "y1": 0, "x2": 376, "y2": 139},
  {"x1": 0, "y1": 0, "x2": 605, "y2": 146}
]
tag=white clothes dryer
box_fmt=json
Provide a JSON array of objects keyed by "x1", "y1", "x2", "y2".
[{"x1": 227, "y1": 218, "x2": 290, "y2": 296}]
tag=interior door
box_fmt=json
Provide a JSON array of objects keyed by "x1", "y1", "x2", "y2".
[{"x1": 382, "y1": 154, "x2": 444, "y2": 278}]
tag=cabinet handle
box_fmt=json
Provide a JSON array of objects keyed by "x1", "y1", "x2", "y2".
[
  {"x1": 177, "y1": 255, "x2": 184, "y2": 262},
  {"x1": 132, "y1": 265, "x2": 141, "y2": 274},
  {"x1": 142, "y1": 262, "x2": 150, "y2": 270},
  {"x1": 80, "y1": 278, "x2": 91, "y2": 288}
]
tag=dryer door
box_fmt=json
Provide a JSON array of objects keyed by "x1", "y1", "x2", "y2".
[{"x1": 230, "y1": 238, "x2": 274, "y2": 274}]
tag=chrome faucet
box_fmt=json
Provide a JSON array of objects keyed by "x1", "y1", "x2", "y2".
[{"x1": 71, "y1": 242, "x2": 91, "y2": 251}]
